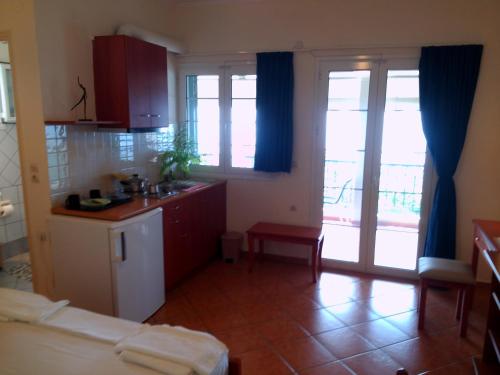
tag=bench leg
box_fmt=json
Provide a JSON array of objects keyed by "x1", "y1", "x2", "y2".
[
  {"x1": 248, "y1": 234, "x2": 255, "y2": 273},
  {"x1": 312, "y1": 242, "x2": 319, "y2": 283},
  {"x1": 318, "y1": 237, "x2": 324, "y2": 272},
  {"x1": 258, "y1": 239, "x2": 264, "y2": 260},
  {"x1": 418, "y1": 279, "x2": 428, "y2": 330}
]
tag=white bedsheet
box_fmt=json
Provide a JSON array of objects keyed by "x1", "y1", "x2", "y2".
[
  {"x1": 0, "y1": 287, "x2": 69, "y2": 323},
  {"x1": 0, "y1": 322, "x2": 158, "y2": 375},
  {"x1": 40, "y1": 306, "x2": 143, "y2": 344},
  {"x1": 0, "y1": 308, "x2": 228, "y2": 375}
]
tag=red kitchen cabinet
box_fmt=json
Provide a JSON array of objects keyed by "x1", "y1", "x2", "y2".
[
  {"x1": 93, "y1": 35, "x2": 169, "y2": 130},
  {"x1": 163, "y1": 183, "x2": 227, "y2": 290}
]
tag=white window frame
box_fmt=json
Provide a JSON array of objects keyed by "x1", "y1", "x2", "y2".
[
  {"x1": 179, "y1": 58, "x2": 277, "y2": 179},
  {"x1": 179, "y1": 63, "x2": 224, "y2": 174}
]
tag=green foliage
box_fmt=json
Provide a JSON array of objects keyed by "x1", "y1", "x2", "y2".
[{"x1": 158, "y1": 125, "x2": 200, "y2": 180}]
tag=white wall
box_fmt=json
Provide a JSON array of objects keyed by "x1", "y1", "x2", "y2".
[
  {"x1": 172, "y1": 0, "x2": 500, "y2": 280},
  {"x1": 33, "y1": 0, "x2": 178, "y2": 122}
]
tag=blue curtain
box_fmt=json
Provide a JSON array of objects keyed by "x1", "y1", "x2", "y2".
[
  {"x1": 254, "y1": 52, "x2": 294, "y2": 172},
  {"x1": 420, "y1": 45, "x2": 483, "y2": 258}
]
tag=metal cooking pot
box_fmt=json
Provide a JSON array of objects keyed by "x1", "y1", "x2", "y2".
[{"x1": 120, "y1": 174, "x2": 146, "y2": 194}]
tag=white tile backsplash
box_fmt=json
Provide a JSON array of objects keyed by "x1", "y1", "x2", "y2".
[
  {"x1": 1, "y1": 186, "x2": 18, "y2": 203},
  {"x1": 0, "y1": 123, "x2": 25, "y2": 244},
  {"x1": 46, "y1": 124, "x2": 174, "y2": 206},
  {"x1": 5, "y1": 222, "x2": 23, "y2": 242},
  {"x1": 0, "y1": 134, "x2": 17, "y2": 159},
  {"x1": 0, "y1": 226, "x2": 6, "y2": 243},
  {"x1": 2, "y1": 162, "x2": 20, "y2": 185}
]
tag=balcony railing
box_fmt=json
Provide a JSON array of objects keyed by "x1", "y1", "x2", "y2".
[{"x1": 323, "y1": 159, "x2": 423, "y2": 229}]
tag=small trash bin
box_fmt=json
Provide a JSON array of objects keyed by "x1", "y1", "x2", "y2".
[{"x1": 222, "y1": 232, "x2": 243, "y2": 263}]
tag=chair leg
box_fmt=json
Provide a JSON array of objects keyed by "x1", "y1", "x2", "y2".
[
  {"x1": 418, "y1": 279, "x2": 428, "y2": 330},
  {"x1": 456, "y1": 289, "x2": 464, "y2": 320},
  {"x1": 459, "y1": 285, "x2": 473, "y2": 338}
]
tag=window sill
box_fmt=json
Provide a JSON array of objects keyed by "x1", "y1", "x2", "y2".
[{"x1": 190, "y1": 168, "x2": 285, "y2": 181}]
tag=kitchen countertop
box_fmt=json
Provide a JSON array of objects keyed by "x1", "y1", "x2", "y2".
[{"x1": 51, "y1": 180, "x2": 226, "y2": 221}]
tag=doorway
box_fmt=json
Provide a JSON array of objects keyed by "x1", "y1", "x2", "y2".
[
  {"x1": 316, "y1": 58, "x2": 432, "y2": 278},
  {"x1": 0, "y1": 40, "x2": 32, "y2": 291}
]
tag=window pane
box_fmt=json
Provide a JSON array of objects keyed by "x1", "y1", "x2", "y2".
[
  {"x1": 322, "y1": 70, "x2": 371, "y2": 263},
  {"x1": 385, "y1": 70, "x2": 419, "y2": 111},
  {"x1": 328, "y1": 71, "x2": 370, "y2": 110},
  {"x1": 232, "y1": 74, "x2": 256, "y2": 98},
  {"x1": 231, "y1": 74, "x2": 256, "y2": 168},
  {"x1": 186, "y1": 75, "x2": 220, "y2": 166},
  {"x1": 374, "y1": 69, "x2": 426, "y2": 271},
  {"x1": 195, "y1": 75, "x2": 219, "y2": 98}
]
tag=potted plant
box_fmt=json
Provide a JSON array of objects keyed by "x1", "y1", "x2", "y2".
[{"x1": 158, "y1": 125, "x2": 200, "y2": 181}]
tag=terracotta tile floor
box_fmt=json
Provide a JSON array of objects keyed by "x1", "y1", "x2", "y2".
[{"x1": 148, "y1": 259, "x2": 489, "y2": 375}]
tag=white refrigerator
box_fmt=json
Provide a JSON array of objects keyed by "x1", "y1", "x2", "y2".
[{"x1": 49, "y1": 208, "x2": 165, "y2": 322}]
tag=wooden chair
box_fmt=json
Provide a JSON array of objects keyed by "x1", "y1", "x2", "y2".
[{"x1": 417, "y1": 256, "x2": 477, "y2": 337}]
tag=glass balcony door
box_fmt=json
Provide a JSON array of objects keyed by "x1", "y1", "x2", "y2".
[
  {"x1": 317, "y1": 59, "x2": 431, "y2": 277},
  {"x1": 317, "y1": 61, "x2": 381, "y2": 272}
]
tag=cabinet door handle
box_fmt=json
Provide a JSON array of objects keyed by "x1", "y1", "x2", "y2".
[
  {"x1": 150, "y1": 114, "x2": 160, "y2": 118},
  {"x1": 139, "y1": 114, "x2": 152, "y2": 118}
]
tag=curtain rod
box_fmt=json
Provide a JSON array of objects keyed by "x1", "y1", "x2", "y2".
[
  {"x1": 178, "y1": 44, "x2": 425, "y2": 58},
  {"x1": 177, "y1": 41, "x2": 480, "y2": 59}
]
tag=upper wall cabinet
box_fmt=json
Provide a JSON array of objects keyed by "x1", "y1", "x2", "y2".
[{"x1": 93, "y1": 35, "x2": 169, "y2": 130}]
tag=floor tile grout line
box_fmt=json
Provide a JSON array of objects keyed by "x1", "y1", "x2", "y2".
[{"x1": 159, "y1": 260, "x2": 486, "y2": 374}]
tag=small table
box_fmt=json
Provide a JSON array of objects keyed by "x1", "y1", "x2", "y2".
[{"x1": 247, "y1": 222, "x2": 324, "y2": 283}]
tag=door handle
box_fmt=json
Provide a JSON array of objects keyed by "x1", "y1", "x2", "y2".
[
  {"x1": 121, "y1": 232, "x2": 127, "y2": 262},
  {"x1": 139, "y1": 114, "x2": 152, "y2": 118},
  {"x1": 150, "y1": 114, "x2": 160, "y2": 118}
]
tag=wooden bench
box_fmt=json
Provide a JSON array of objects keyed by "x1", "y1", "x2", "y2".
[{"x1": 247, "y1": 222, "x2": 324, "y2": 282}]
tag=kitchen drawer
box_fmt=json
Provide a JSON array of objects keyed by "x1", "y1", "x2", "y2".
[
  {"x1": 164, "y1": 200, "x2": 186, "y2": 213},
  {"x1": 162, "y1": 199, "x2": 189, "y2": 223}
]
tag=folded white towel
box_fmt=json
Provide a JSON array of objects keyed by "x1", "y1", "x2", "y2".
[
  {"x1": 40, "y1": 306, "x2": 143, "y2": 344},
  {"x1": 119, "y1": 350, "x2": 194, "y2": 375},
  {"x1": 115, "y1": 325, "x2": 228, "y2": 375},
  {"x1": 0, "y1": 288, "x2": 69, "y2": 323}
]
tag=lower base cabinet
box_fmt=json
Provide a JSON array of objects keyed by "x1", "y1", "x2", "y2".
[{"x1": 163, "y1": 182, "x2": 226, "y2": 289}]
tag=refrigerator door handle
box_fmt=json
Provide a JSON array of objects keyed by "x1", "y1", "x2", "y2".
[
  {"x1": 110, "y1": 230, "x2": 124, "y2": 263},
  {"x1": 121, "y1": 232, "x2": 127, "y2": 262}
]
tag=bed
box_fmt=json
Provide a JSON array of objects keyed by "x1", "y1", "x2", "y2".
[{"x1": 0, "y1": 288, "x2": 241, "y2": 375}]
